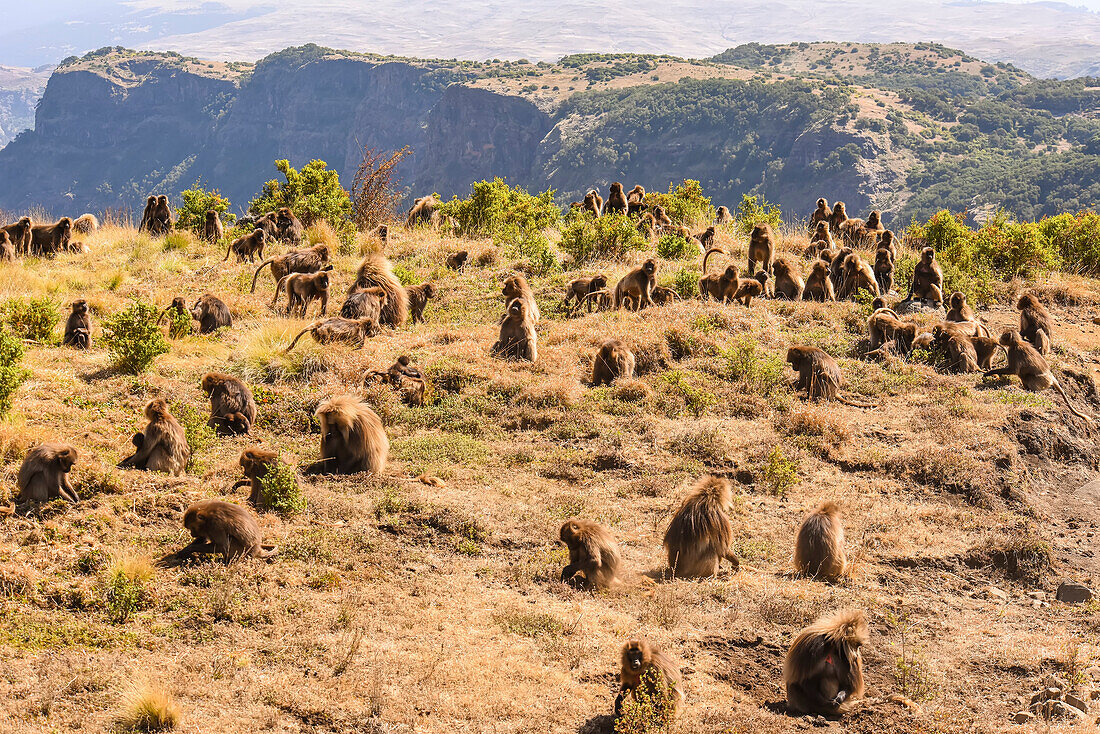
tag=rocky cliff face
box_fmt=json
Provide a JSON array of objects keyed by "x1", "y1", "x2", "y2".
[
  {"x1": 0, "y1": 47, "x2": 883, "y2": 219},
  {"x1": 0, "y1": 49, "x2": 556, "y2": 217},
  {"x1": 416, "y1": 86, "x2": 552, "y2": 193},
  {"x1": 0, "y1": 57, "x2": 241, "y2": 216}
]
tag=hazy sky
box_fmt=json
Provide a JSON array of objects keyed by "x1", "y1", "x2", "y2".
[{"x1": 2, "y1": 0, "x2": 1099, "y2": 71}]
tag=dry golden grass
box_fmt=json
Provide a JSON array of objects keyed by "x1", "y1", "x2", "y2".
[
  {"x1": 0, "y1": 222, "x2": 1097, "y2": 733},
  {"x1": 117, "y1": 686, "x2": 180, "y2": 732}
]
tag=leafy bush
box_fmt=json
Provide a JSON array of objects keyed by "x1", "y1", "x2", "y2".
[
  {"x1": 164, "y1": 306, "x2": 192, "y2": 339},
  {"x1": 656, "y1": 231, "x2": 698, "y2": 259},
  {"x1": 613, "y1": 666, "x2": 679, "y2": 734},
  {"x1": 908, "y1": 210, "x2": 973, "y2": 266},
  {"x1": 0, "y1": 329, "x2": 28, "y2": 417},
  {"x1": 907, "y1": 208, "x2": 1064, "y2": 284},
  {"x1": 101, "y1": 302, "x2": 170, "y2": 374},
  {"x1": 941, "y1": 257, "x2": 995, "y2": 307},
  {"x1": 259, "y1": 461, "x2": 307, "y2": 517},
  {"x1": 1041, "y1": 211, "x2": 1100, "y2": 275},
  {"x1": 440, "y1": 178, "x2": 560, "y2": 240},
  {"x1": 666, "y1": 268, "x2": 701, "y2": 300},
  {"x1": 763, "y1": 445, "x2": 798, "y2": 497},
  {"x1": 972, "y1": 220, "x2": 1060, "y2": 277},
  {"x1": 102, "y1": 557, "x2": 154, "y2": 624},
  {"x1": 170, "y1": 401, "x2": 214, "y2": 472},
  {"x1": 648, "y1": 179, "x2": 714, "y2": 227},
  {"x1": 175, "y1": 182, "x2": 235, "y2": 236},
  {"x1": 722, "y1": 338, "x2": 788, "y2": 398},
  {"x1": 506, "y1": 229, "x2": 560, "y2": 275},
  {"x1": 250, "y1": 159, "x2": 356, "y2": 251},
  {"x1": 735, "y1": 193, "x2": 783, "y2": 236},
  {"x1": 559, "y1": 211, "x2": 646, "y2": 263},
  {"x1": 2, "y1": 296, "x2": 62, "y2": 342},
  {"x1": 658, "y1": 370, "x2": 716, "y2": 417}
]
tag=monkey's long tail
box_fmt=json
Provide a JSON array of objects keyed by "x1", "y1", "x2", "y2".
[
  {"x1": 250, "y1": 260, "x2": 274, "y2": 293},
  {"x1": 836, "y1": 394, "x2": 875, "y2": 409},
  {"x1": 1052, "y1": 380, "x2": 1095, "y2": 423},
  {"x1": 222, "y1": 242, "x2": 234, "y2": 261},
  {"x1": 702, "y1": 247, "x2": 726, "y2": 274},
  {"x1": 285, "y1": 327, "x2": 313, "y2": 352},
  {"x1": 579, "y1": 290, "x2": 605, "y2": 310},
  {"x1": 271, "y1": 276, "x2": 288, "y2": 309}
]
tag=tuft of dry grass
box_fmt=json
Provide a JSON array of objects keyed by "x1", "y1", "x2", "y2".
[
  {"x1": 117, "y1": 686, "x2": 179, "y2": 732},
  {"x1": 305, "y1": 220, "x2": 340, "y2": 251}
]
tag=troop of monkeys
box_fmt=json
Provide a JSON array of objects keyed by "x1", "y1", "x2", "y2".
[
  {"x1": 0, "y1": 212, "x2": 97, "y2": 259},
  {"x1": 16, "y1": 399, "x2": 862, "y2": 719},
  {"x1": 4, "y1": 187, "x2": 1091, "y2": 723},
  {"x1": 565, "y1": 481, "x2": 866, "y2": 718},
  {"x1": 550, "y1": 190, "x2": 927, "y2": 316}
]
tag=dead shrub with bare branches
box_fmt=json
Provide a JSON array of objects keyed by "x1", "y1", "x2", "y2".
[{"x1": 351, "y1": 146, "x2": 411, "y2": 229}]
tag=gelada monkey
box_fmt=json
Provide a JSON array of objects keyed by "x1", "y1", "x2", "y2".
[
  {"x1": 174, "y1": 499, "x2": 278, "y2": 562},
  {"x1": 783, "y1": 609, "x2": 868, "y2": 715},
  {"x1": 615, "y1": 638, "x2": 684, "y2": 718},
  {"x1": 663, "y1": 475, "x2": 740, "y2": 578},
  {"x1": 793, "y1": 501, "x2": 846, "y2": 582},
  {"x1": 559, "y1": 518, "x2": 622, "y2": 590}
]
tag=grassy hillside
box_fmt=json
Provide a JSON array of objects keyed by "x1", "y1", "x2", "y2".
[{"x1": 0, "y1": 199, "x2": 1099, "y2": 732}]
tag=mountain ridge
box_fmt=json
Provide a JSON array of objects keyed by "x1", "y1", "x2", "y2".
[{"x1": 0, "y1": 43, "x2": 1097, "y2": 225}]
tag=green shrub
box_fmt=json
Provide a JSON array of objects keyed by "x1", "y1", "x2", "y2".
[
  {"x1": 734, "y1": 193, "x2": 783, "y2": 236},
  {"x1": 941, "y1": 258, "x2": 995, "y2": 307},
  {"x1": 0, "y1": 329, "x2": 28, "y2": 417},
  {"x1": 907, "y1": 209, "x2": 1060, "y2": 284},
  {"x1": 505, "y1": 228, "x2": 560, "y2": 275},
  {"x1": 1043, "y1": 211, "x2": 1100, "y2": 275},
  {"x1": 259, "y1": 461, "x2": 307, "y2": 517},
  {"x1": 972, "y1": 220, "x2": 1060, "y2": 278},
  {"x1": 391, "y1": 263, "x2": 420, "y2": 286},
  {"x1": 559, "y1": 211, "x2": 646, "y2": 263},
  {"x1": 722, "y1": 338, "x2": 788, "y2": 398},
  {"x1": 666, "y1": 268, "x2": 701, "y2": 300},
  {"x1": 175, "y1": 182, "x2": 235, "y2": 236},
  {"x1": 648, "y1": 179, "x2": 714, "y2": 227},
  {"x1": 763, "y1": 445, "x2": 798, "y2": 497},
  {"x1": 658, "y1": 370, "x2": 716, "y2": 417},
  {"x1": 101, "y1": 302, "x2": 170, "y2": 374},
  {"x1": 102, "y1": 557, "x2": 153, "y2": 624},
  {"x1": 613, "y1": 666, "x2": 679, "y2": 734},
  {"x1": 906, "y1": 209, "x2": 973, "y2": 267},
  {"x1": 170, "y1": 401, "x2": 214, "y2": 472},
  {"x1": 249, "y1": 159, "x2": 356, "y2": 252},
  {"x1": 2, "y1": 296, "x2": 62, "y2": 342},
  {"x1": 441, "y1": 178, "x2": 560, "y2": 240},
  {"x1": 164, "y1": 306, "x2": 192, "y2": 339},
  {"x1": 655, "y1": 231, "x2": 698, "y2": 259}
]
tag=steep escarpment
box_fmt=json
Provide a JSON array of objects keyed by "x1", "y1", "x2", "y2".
[
  {"x1": 537, "y1": 78, "x2": 887, "y2": 213},
  {"x1": 415, "y1": 86, "x2": 552, "y2": 193},
  {"x1": 0, "y1": 54, "x2": 243, "y2": 214},
  {"x1": 1, "y1": 44, "x2": 1098, "y2": 222},
  {"x1": 0, "y1": 46, "x2": 555, "y2": 216},
  {"x1": 199, "y1": 54, "x2": 444, "y2": 207}
]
